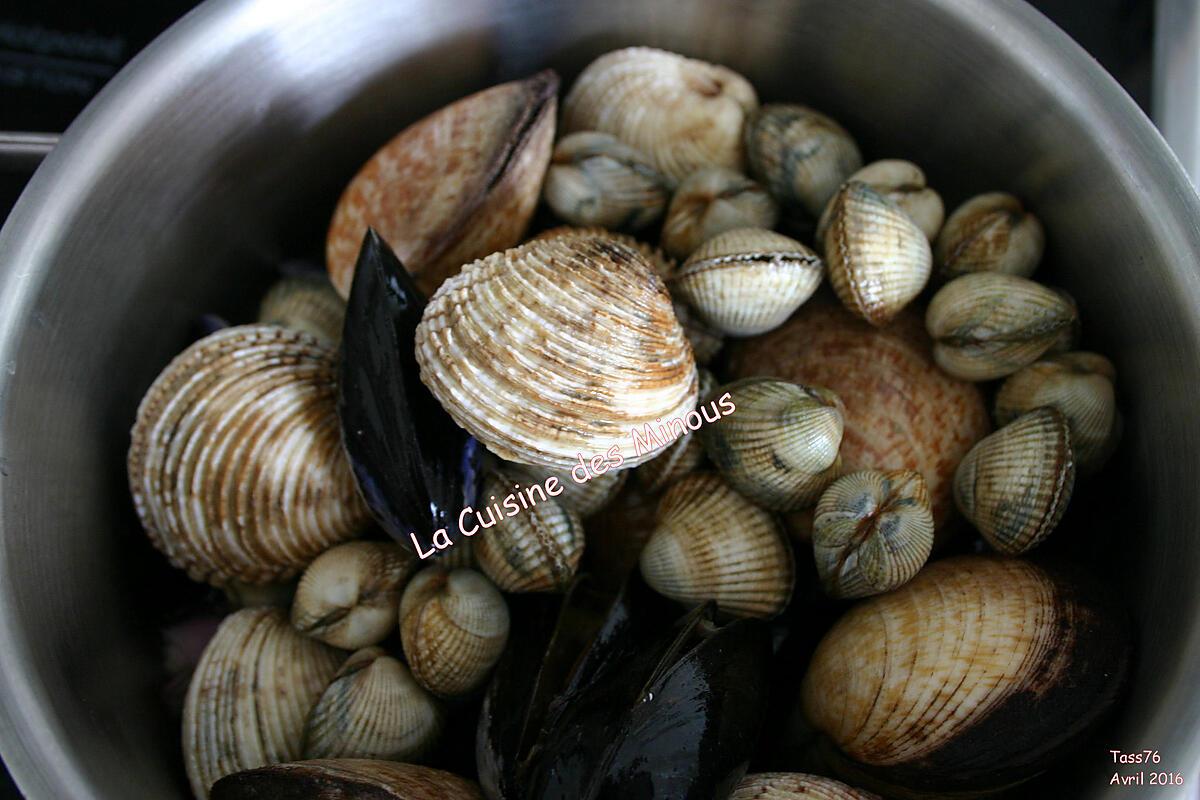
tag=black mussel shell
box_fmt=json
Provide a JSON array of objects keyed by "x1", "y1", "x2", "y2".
[{"x1": 338, "y1": 229, "x2": 480, "y2": 555}]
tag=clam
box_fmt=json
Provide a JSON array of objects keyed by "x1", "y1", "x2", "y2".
[
  {"x1": 660, "y1": 167, "x2": 779, "y2": 259},
  {"x1": 183, "y1": 608, "x2": 342, "y2": 798},
  {"x1": 818, "y1": 159, "x2": 943, "y2": 241},
  {"x1": 801, "y1": 556, "x2": 1128, "y2": 796},
  {"x1": 823, "y1": 181, "x2": 932, "y2": 327},
  {"x1": 532, "y1": 224, "x2": 676, "y2": 279},
  {"x1": 303, "y1": 647, "x2": 442, "y2": 762},
  {"x1": 473, "y1": 467, "x2": 584, "y2": 592},
  {"x1": 639, "y1": 473, "x2": 794, "y2": 617},
  {"x1": 744, "y1": 103, "x2": 863, "y2": 216},
  {"x1": 127, "y1": 325, "x2": 370, "y2": 587},
  {"x1": 291, "y1": 541, "x2": 416, "y2": 650},
  {"x1": 995, "y1": 351, "x2": 1119, "y2": 475},
  {"x1": 812, "y1": 469, "x2": 934, "y2": 599},
  {"x1": 542, "y1": 132, "x2": 672, "y2": 231},
  {"x1": 414, "y1": 234, "x2": 698, "y2": 469},
  {"x1": 212, "y1": 760, "x2": 483, "y2": 799},
  {"x1": 502, "y1": 460, "x2": 628, "y2": 517},
  {"x1": 726, "y1": 300, "x2": 991, "y2": 538},
  {"x1": 926, "y1": 272, "x2": 1079, "y2": 381},
  {"x1": 635, "y1": 368, "x2": 718, "y2": 493},
  {"x1": 399, "y1": 566, "x2": 510, "y2": 697},
  {"x1": 954, "y1": 407, "x2": 1075, "y2": 554},
  {"x1": 700, "y1": 378, "x2": 844, "y2": 511},
  {"x1": 562, "y1": 47, "x2": 758, "y2": 182},
  {"x1": 326, "y1": 71, "x2": 557, "y2": 297},
  {"x1": 936, "y1": 191, "x2": 1045, "y2": 280},
  {"x1": 732, "y1": 773, "x2": 880, "y2": 799},
  {"x1": 257, "y1": 273, "x2": 346, "y2": 345},
  {"x1": 669, "y1": 228, "x2": 824, "y2": 336},
  {"x1": 672, "y1": 298, "x2": 724, "y2": 364}
]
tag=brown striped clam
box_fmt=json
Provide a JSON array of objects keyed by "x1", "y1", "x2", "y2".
[
  {"x1": 926, "y1": 272, "x2": 1079, "y2": 381},
  {"x1": 635, "y1": 368, "x2": 717, "y2": 493},
  {"x1": 639, "y1": 473, "x2": 794, "y2": 617},
  {"x1": 501, "y1": 460, "x2": 628, "y2": 517},
  {"x1": 812, "y1": 469, "x2": 934, "y2": 599},
  {"x1": 326, "y1": 71, "x2": 557, "y2": 297},
  {"x1": 531, "y1": 224, "x2": 676, "y2": 279},
  {"x1": 257, "y1": 273, "x2": 346, "y2": 345},
  {"x1": 414, "y1": 234, "x2": 698, "y2": 469},
  {"x1": 801, "y1": 556, "x2": 1128, "y2": 797},
  {"x1": 936, "y1": 191, "x2": 1045, "y2": 280},
  {"x1": 212, "y1": 760, "x2": 483, "y2": 799},
  {"x1": 127, "y1": 325, "x2": 370, "y2": 587},
  {"x1": 303, "y1": 647, "x2": 443, "y2": 762},
  {"x1": 700, "y1": 378, "x2": 844, "y2": 511},
  {"x1": 954, "y1": 407, "x2": 1075, "y2": 554},
  {"x1": 823, "y1": 181, "x2": 932, "y2": 327},
  {"x1": 562, "y1": 47, "x2": 758, "y2": 182},
  {"x1": 290, "y1": 541, "x2": 415, "y2": 650},
  {"x1": 399, "y1": 566, "x2": 510, "y2": 697},
  {"x1": 732, "y1": 772, "x2": 880, "y2": 799},
  {"x1": 184, "y1": 607, "x2": 342, "y2": 798},
  {"x1": 660, "y1": 168, "x2": 780, "y2": 259},
  {"x1": 818, "y1": 159, "x2": 944, "y2": 241},
  {"x1": 542, "y1": 132, "x2": 672, "y2": 231},
  {"x1": 669, "y1": 228, "x2": 824, "y2": 336}
]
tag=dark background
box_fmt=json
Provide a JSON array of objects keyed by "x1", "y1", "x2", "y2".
[{"x1": 0, "y1": 0, "x2": 1158, "y2": 796}]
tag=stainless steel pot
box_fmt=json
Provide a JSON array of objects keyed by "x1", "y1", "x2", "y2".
[{"x1": 1, "y1": 0, "x2": 1198, "y2": 797}]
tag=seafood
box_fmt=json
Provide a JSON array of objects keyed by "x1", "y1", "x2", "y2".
[
  {"x1": 744, "y1": 104, "x2": 862, "y2": 216},
  {"x1": 732, "y1": 773, "x2": 879, "y2": 799},
  {"x1": 819, "y1": 159, "x2": 943, "y2": 241},
  {"x1": 542, "y1": 132, "x2": 672, "y2": 230},
  {"x1": 532, "y1": 224, "x2": 676, "y2": 278},
  {"x1": 635, "y1": 368, "x2": 717, "y2": 493},
  {"x1": 212, "y1": 760, "x2": 483, "y2": 799},
  {"x1": 672, "y1": 298, "x2": 724, "y2": 364},
  {"x1": 936, "y1": 191, "x2": 1044, "y2": 279},
  {"x1": 257, "y1": 273, "x2": 346, "y2": 345},
  {"x1": 660, "y1": 168, "x2": 779, "y2": 259},
  {"x1": 502, "y1": 460, "x2": 628, "y2": 517}
]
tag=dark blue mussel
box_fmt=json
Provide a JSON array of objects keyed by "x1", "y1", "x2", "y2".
[
  {"x1": 337, "y1": 229, "x2": 481, "y2": 554},
  {"x1": 478, "y1": 577, "x2": 771, "y2": 800}
]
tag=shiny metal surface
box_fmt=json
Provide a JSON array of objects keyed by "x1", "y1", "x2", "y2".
[{"x1": 0, "y1": 0, "x2": 1198, "y2": 797}]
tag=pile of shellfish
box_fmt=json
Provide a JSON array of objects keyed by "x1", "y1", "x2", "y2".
[{"x1": 129, "y1": 46, "x2": 1129, "y2": 799}]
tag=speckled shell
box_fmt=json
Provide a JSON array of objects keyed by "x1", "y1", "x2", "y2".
[
  {"x1": 128, "y1": 325, "x2": 370, "y2": 587},
  {"x1": 562, "y1": 47, "x2": 758, "y2": 182},
  {"x1": 415, "y1": 235, "x2": 697, "y2": 469},
  {"x1": 732, "y1": 773, "x2": 880, "y2": 800},
  {"x1": 744, "y1": 104, "x2": 863, "y2": 216},
  {"x1": 502, "y1": 460, "x2": 629, "y2": 517},
  {"x1": 184, "y1": 608, "x2": 342, "y2": 799},
  {"x1": 473, "y1": 468, "x2": 585, "y2": 592},
  {"x1": 258, "y1": 274, "x2": 346, "y2": 345},
  {"x1": 926, "y1": 272, "x2": 1079, "y2": 381},
  {"x1": 801, "y1": 556, "x2": 1127, "y2": 797},
  {"x1": 326, "y1": 71, "x2": 557, "y2": 297},
  {"x1": 700, "y1": 378, "x2": 844, "y2": 511},
  {"x1": 812, "y1": 470, "x2": 934, "y2": 599},
  {"x1": 819, "y1": 160, "x2": 943, "y2": 241},
  {"x1": 727, "y1": 301, "x2": 990, "y2": 537},
  {"x1": 532, "y1": 225, "x2": 676, "y2": 279},
  {"x1": 954, "y1": 407, "x2": 1075, "y2": 555},
  {"x1": 670, "y1": 228, "x2": 824, "y2": 336},
  {"x1": 399, "y1": 566, "x2": 509, "y2": 697},
  {"x1": 291, "y1": 542, "x2": 416, "y2": 650},
  {"x1": 823, "y1": 182, "x2": 932, "y2": 327},
  {"x1": 995, "y1": 352, "x2": 1119, "y2": 476},
  {"x1": 936, "y1": 192, "x2": 1045, "y2": 280},
  {"x1": 660, "y1": 168, "x2": 779, "y2": 259},
  {"x1": 303, "y1": 647, "x2": 442, "y2": 762},
  {"x1": 639, "y1": 473, "x2": 794, "y2": 617},
  {"x1": 635, "y1": 369, "x2": 718, "y2": 493},
  {"x1": 543, "y1": 132, "x2": 672, "y2": 231},
  {"x1": 672, "y1": 298, "x2": 724, "y2": 364},
  {"x1": 211, "y1": 760, "x2": 483, "y2": 799}
]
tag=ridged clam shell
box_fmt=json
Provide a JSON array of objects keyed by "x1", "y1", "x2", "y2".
[
  {"x1": 670, "y1": 228, "x2": 824, "y2": 336},
  {"x1": 926, "y1": 272, "x2": 1079, "y2": 381},
  {"x1": 819, "y1": 159, "x2": 943, "y2": 241},
  {"x1": 936, "y1": 192, "x2": 1045, "y2": 280},
  {"x1": 399, "y1": 566, "x2": 510, "y2": 697},
  {"x1": 801, "y1": 556, "x2": 1127, "y2": 796},
  {"x1": 732, "y1": 772, "x2": 879, "y2": 800},
  {"x1": 726, "y1": 301, "x2": 990, "y2": 538},
  {"x1": 291, "y1": 541, "x2": 416, "y2": 650},
  {"x1": 954, "y1": 407, "x2": 1075, "y2": 554},
  {"x1": 562, "y1": 47, "x2": 758, "y2": 182},
  {"x1": 303, "y1": 647, "x2": 442, "y2": 762},
  {"x1": 502, "y1": 460, "x2": 629, "y2": 517},
  {"x1": 744, "y1": 104, "x2": 863, "y2": 216},
  {"x1": 415, "y1": 235, "x2": 698, "y2": 469},
  {"x1": 672, "y1": 298, "x2": 724, "y2": 364},
  {"x1": 824, "y1": 182, "x2": 932, "y2": 327},
  {"x1": 257, "y1": 274, "x2": 345, "y2": 346},
  {"x1": 700, "y1": 378, "x2": 844, "y2": 511},
  {"x1": 184, "y1": 608, "x2": 342, "y2": 799},
  {"x1": 995, "y1": 351, "x2": 1119, "y2": 475},
  {"x1": 326, "y1": 71, "x2": 557, "y2": 297},
  {"x1": 532, "y1": 224, "x2": 676, "y2": 279},
  {"x1": 127, "y1": 325, "x2": 370, "y2": 587},
  {"x1": 473, "y1": 468, "x2": 585, "y2": 592},
  {"x1": 212, "y1": 759, "x2": 482, "y2": 799},
  {"x1": 660, "y1": 167, "x2": 779, "y2": 259},
  {"x1": 635, "y1": 369, "x2": 718, "y2": 493},
  {"x1": 639, "y1": 473, "x2": 794, "y2": 617},
  {"x1": 812, "y1": 470, "x2": 934, "y2": 599},
  {"x1": 543, "y1": 132, "x2": 672, "y2": 231}
]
